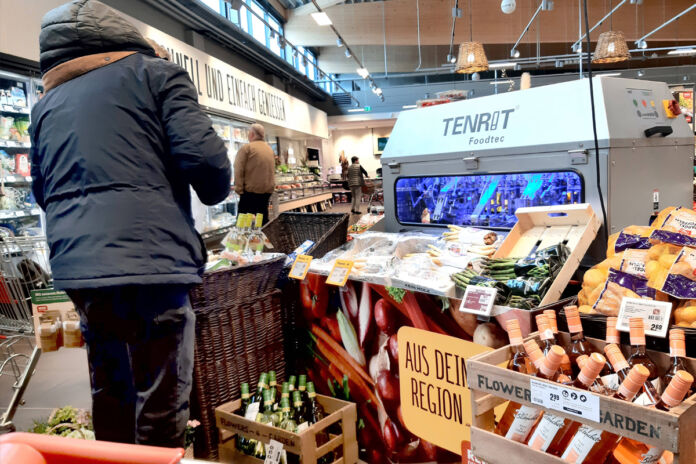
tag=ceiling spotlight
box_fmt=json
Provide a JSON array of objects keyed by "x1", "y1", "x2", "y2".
[
  {"x1": 637, "y1": 69, "x2": 645, "y2": 77},
  {"x1": 541, "y1": 0, "x2": 554, "y2": 10},
  {"x1": 555, "y1": 60, "x2": 564, "y2": 68},
  {"x1": 293, "y1": 49, "x2": 298, "y2": 58},
  {"x1": 336, "y1": 38, "x2": 344, "y2": 48},
  {"x1": 637, "y1": 39, "x2": 648, "y2": 49},
  {"x1": 311, "y1": 12, "x2": 333, "y2": 26},
  {"x1": 651, "y1": 52, "x2": 658, "y2": 58},
  {"x1": 278, "y1": 37, "x2": 286, "y2": 48},
  {"x1": 224, "y1": 0, "x2": 243, "y2": 11},
  {"x1": 511, "y1": 48, "x2": 520, "y2": 58},
  {"x1": 471, "y1": 72, "x2": 480, "y2": 81},
  {"x1": 374, "y1": 88, "x2": 383, "y2": 96},
  {"x1": 345, "y1": 49, "x2": 352, "y2": 58},
  {"x1": 380, "y1": 95, "x2": 385, "y2": 102},
  {"x1": 269, "y1": 30, "x2": 276, "y2": 39},
  {"x1": 501, "y1": 0, "x2": 516, "y2": 14},
  {"x1": 514, "y1": 63, "x2": 521, "y2": 71},
  {"x1": 668, "y1": 48, "x2": 696, "y2": 56},
  {"x1": 685, "y1": 75, "x2": 690, "y2": 82},
  {"x1": 356, "y1": 67, "x2": 369, "y2": 78},
  {"x1": 302, "y1": 57, "x2": 308, "y2": 67}
]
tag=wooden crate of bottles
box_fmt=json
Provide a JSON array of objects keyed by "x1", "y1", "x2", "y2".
[
  {"x1": 465, "y1": 331, "x2": 696, "y2": 464},
  {"x1": 216, "y1": 394, "x2": 358, "y2": 464}
]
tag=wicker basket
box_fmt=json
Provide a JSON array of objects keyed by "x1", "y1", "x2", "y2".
[
  {"x1": 262, "y1": 213, "x2": 349, "y2": 373},
  {"x1": 189, "y1": 288, "x2": 285, "y2": 460}
]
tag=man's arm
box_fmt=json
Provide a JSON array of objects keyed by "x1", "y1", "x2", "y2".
[
  {"x1": 233, "y1": 145, "x2": 248, "y2": 195},
  {"x1": 155, "y1": 62, "x2": 231, "y2": 205},
  {"x1": 361, "y1": 166, "x2": 369, "y2": 178},
  {"x1": 29, "y1": 122, "x2": 45, "y2": 210}
]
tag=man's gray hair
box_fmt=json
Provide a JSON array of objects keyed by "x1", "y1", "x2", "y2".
[{"x1": 250, "y1": 123, "x2": 265, "y2": 139}]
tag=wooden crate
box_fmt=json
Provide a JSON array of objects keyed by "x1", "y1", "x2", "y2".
[
  {"x1": 491, "y1": 204, "x2": 600, "y2": 335},
  {"x1": 215, "y1": 394, "x2": 358, "y2": 464},
  {"x1": 466, "y1": 332, "x2": 696, "y2": 464}
]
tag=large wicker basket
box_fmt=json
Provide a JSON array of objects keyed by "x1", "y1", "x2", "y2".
[{"x1": 188, "y1": 257, "x2": 286, "y2": 459}]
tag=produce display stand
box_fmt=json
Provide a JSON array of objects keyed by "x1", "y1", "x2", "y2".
[
  {"x1": 188, "y1": 256, "x2": 287, "y2": 460},
  {"x1": 216, "y1": 394, "x2": 358, "y2": 464},
  {"x1": 466, "y1": 332, "x2": 696, "y2": 464}
]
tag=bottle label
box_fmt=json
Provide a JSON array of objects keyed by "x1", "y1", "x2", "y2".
[
  {"x1": 634, "y1": 378, "x2": 662, "y2": 406},
  {"x1": 560, "y1": 425, "x2": 603, "y2": 463},
  {"x1": 242, "y1": 393, "x2": 250, "y2": 400},
  {"x1": 504, "y1": 405, "x2": 541, "y2": 442},
  {"x1": 308, "y1": 392, "x2": 316, "y2": 398},
  {"x1": 670, "y1": 346, "x2": 686, "y2": 358},
  {"x1": 245, "y1": 402, "x2": 260, "y2": 420},
  {"x1": 638, "y1": 446, "x2": 665, "y2": 464},
  {"x1": 527, "y1": 413, "x2": 565, "y2": 452},
  {"x1": 540, "y1": 328, "x2": 555, "y2": 341},
  {"x1": 601, "y1": 373, "x2": 621, "y2": 391}
]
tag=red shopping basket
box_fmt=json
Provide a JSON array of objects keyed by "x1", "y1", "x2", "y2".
[{"x1": 0, "y1": 433, "x2": 184, "y2": 464}]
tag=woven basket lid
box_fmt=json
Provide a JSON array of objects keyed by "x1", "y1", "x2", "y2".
[
  {"x1": 593, "y1": 31, "x2": 630, "y2": 64},
  {"x1": 455, "y1": 42, "x2": 489, "y2": 74}
]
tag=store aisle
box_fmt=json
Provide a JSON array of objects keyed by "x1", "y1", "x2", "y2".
[{"x1": 0, "y1": 344, "x2": 91, "y2": 432}]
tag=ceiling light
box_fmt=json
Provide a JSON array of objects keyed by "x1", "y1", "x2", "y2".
[
  {"x1": 374, "y1": 88, "x2": 383, "y2": 96},
  {"x1": 667, "y1": 48, "x2": 696, "y2": 55},
  {"x1": 514, "y1": 63, "x2": 521, "y2": 71},
  {"x1": 402, "y1": 105, "x2": 418, "y2": 109},
  {"x1": 446, "y1": 54, "x2": 454, "y2": 64},
  {"x1": 489, "y1": 62, "x2": 515, "y2": 69},
  {"x1": 510, "y1": 49, "x2": 520, "y2": 58},
  {"x1": 269, "y1": 30, "x2": 276, "y2": 39},
  {"x1": 302, "y1": 57, "x2": 308, "y2": 67},
  {"x1": 379, "y1": 95, "x2": 385, "y2": 102},
  {"x1": 345, "y1": 49, "x2": 352, "y2": 58},
  {"x1": 357, "y1": 68, "x2": 369, "y2": 78},
  {"x1": 593, "y1": 31, "x2": 630, "y2": 64},
  {"x1": 292, "y1": 49, "x2": 298, "y2": 58},
  {"x1": 501, "y1": 0, "x2": 516, "y2": 14},
  {"x1": 471, "y1": 72, "x2": 480, "y2": 81},
  {"x1": 573, "y1": 43, "x2": 583, "y2": 53},
  {"x1": 279, "y1": 37, "x2": 286, "y2": 48},
  {"x1": 347, "y1": 108, "x2": 366, "y2": 112},
  {"x1": 489, "y1": 80, "x2": 515, "y2": 85},
  {"x1": 555, "y1": 60, "x2": 564, "y2": 68},
  {"x1": 637, "y1": 69, "x2": 645, "y2": 77},
  {"x1": 336, "y1": 38, "x2": 343, "y2": 48},
  {"x1": 637, "y1": 39, "x2": 648, "y2": 49},
  {"x1": 455, "y1": 42, "x2": 489, "y2": 74},
  {"x1": 311, "y1": 12, "x2": 332, "y2": 26},
  {"x1": 685, "y1": 75, "x2": 690, "y2": 82},
  {"x1": 224, "y1": 0, "x2": 243, "y2": 11},
  {"x1": 599, "y1": 72, "x2": 621, "y2": 77}
]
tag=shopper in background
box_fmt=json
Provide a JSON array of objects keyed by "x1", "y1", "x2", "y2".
[
  {"x1": 30, "y1": 0, "x2": 231, "y2": 448},
  {"x1": 339, "y1": 151, "x2": 349, "y2": 181},
  {"x1": 347, "y1": 156, "x2": 368, "y2": 214},
  {"x1": 234, "y1": 123, "x2": 276, "y2": 224}
]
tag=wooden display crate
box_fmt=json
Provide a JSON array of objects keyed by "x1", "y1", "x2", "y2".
[
  {"x1": 215, "y1": 394, "x2": 358, "y2": 464},
  {"x1": 466, "y1": 332, "x2": 696, "y2": 464},
  {"x1": 492, "y1": 204, "x2": 600, "y2": 335}
]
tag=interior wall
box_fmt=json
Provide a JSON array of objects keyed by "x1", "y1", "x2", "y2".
[
  {"x1": 327, "y1": 126, "x2": 393, "y2": 178},
  {"x1": 0, "y1": 0, "x2": 66, "y2": 63}
]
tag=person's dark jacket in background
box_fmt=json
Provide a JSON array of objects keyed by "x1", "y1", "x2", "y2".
[{"x1": 30, "y1": 0, "x2": 231, "y2": 290}]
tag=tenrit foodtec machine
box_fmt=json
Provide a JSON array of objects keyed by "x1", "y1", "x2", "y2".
[{"x1": 381, "y1": 77, "x2": 694, "y2": 261}]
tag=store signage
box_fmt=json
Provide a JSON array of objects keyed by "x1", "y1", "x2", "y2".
[
  {"x1": 530, "y1": 378, "x2": 600, "y2": 422},
  {"x1": 288, "y1": 255, "x2": 313, "y2": 280},
  {"x1": 398, "y1": 326, "x2": 501, "y2": 454},
  {"x1": 123, "y1": 14, "x2": 328, "y2": 138},
  {"x1": 616, "y1": 297, "x2": 671, "y2": 338}
]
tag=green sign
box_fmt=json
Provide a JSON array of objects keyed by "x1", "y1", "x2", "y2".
[
  {"x1": 31, "y1": 289, "x2": 71, "y2": 305},
  {"x1": 364, "y1": 106, "x2": 372, "y2": 112}
]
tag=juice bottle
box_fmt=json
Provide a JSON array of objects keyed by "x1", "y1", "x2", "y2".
[
  {"x1": 560, "y1": 365, "x2": 650, "y2": 464},
  {"x1": 564, "y1": 306, "x2": 596, "y2": 377}
]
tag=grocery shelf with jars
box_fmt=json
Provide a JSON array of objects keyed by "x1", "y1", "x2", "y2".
[{"x1": 0, "y1": 69, "x2": 44, "y2": 237}]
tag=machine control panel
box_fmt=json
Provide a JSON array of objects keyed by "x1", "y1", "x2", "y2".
[{"x1": 627, "y1": 88, "x2": 664, "y2": 122}]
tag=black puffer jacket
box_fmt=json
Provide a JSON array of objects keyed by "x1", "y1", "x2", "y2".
[{"x1": 30, "y1": 0, "x2": 231, "y2": 289}]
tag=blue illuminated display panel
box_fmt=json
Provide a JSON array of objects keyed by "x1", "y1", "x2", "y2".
[{"x1": 395, "y1": 171, "x2": 583, "y2": 228}]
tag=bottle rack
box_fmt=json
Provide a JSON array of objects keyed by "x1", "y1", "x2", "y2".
[{"x1": 466, "y1": 331, "x2": 696, "y2": 464}]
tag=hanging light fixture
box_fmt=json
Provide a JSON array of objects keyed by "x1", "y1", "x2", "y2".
[
  {"x1": 592, "y1": 31, "x2": 630, "y2": 63},
  {"x1": 455, "y1": 0, "x2": 488, "y2": 74},
  {"x1": 455, "y1": 42, "x2": 489, "y2": 73}
]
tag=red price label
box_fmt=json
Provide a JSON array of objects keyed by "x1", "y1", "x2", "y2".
[{"x1": 459, "y1": 286, "x2": 497, "y2": 317}]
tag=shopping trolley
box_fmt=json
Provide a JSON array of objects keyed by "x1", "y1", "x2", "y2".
[{"x1": 0, "y1": 236, "x2": 51, "y2": 433}]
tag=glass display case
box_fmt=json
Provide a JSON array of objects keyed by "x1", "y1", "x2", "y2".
[
  {"x1": 0, "y1": 70, "x2": 43, "y2": 236},
  {"x1": 394, "y1": 171, "x2": 584, "y2": 228}
]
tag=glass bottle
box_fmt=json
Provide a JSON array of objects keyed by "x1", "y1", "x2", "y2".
[
  {"x1": 292, "y1": 390, "x2": 307, "y2": 428},
  {"x1": 268, "y1": 371, "x2": 279, "y2": 396},
  {"x1": 288, "y1": 375, "x2": 297, "y2": 394},
  {"x1": 253, "y1": 390, "x2": 279, "y2": 459},
  {"x1": 559, "y1": 365, "x2": 650, "y2": 464},
  {"x1": 279, "y1": 397, "x2": 298, "y2": 432},
  {"x1": 564, "y1": 305, "x2": 596, "y2": 377},
  {"x1": 661, "y1": 329, "x2": 696, "y2": 397},
  {"x1": 246, "y1": 213, "x2": 264, "y2": 256},
  {"x1": 612, "y1": 371, "x2": 694, "y2": 464},
  {"x1": 495, "y1": 341, "x2": 565, "y2": 443},
  {"x1": 531, "y1": 353, "x2": 606, "y2": 457},
  {"x1": 281, "y1": 382, "x2": 290, "y2": 403},
  {"x1": 544, "y1": 309, "x2": 573, "y2": 381},
  {"x1": 576, "y1": 355, "x2": 609, "y2": 394},
  {"x1": 307, "y1": 381, "x2": 334, "y2": 464},
  {"x1": 600, "y1": 316, "x2": 620, "y2": 377},
  {"x1": 236, "y1": 383, "x2": 251, "y2": 452},
  {"x1": 298, "y1": 374, "x2": 309, "y2": 403},
  {"x1": 626, "y1": 318, "x2": 660, "y2": 404},
  {"x1": 251, "y1": 373, "x2": 268, "y2": 404},
  {"x1": 226, "y1": 215, "x2": 244, "y2": 252},
  {"x1": 506, "y1": 318, "x2": 537, "y2": 375},
  {"x1": 536, "y1": 314, "x2": 555, "y2": 356}
]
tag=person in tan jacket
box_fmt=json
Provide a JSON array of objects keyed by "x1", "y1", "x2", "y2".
[{"x1": 234, "y1": 123, "x2": 276, "y2": 224}]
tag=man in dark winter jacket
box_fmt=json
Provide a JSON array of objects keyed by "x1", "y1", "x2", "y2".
[{"x1": 30, "y1": 0, "x2": 231, "y2": 447}]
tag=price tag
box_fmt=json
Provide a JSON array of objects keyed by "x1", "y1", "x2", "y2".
[
  {"x1": 288, "y1": 254, "x2": 312, "y2": 280},
  {"x1": 5, "y1": 176, "x2": 15, "y2": 183},
  {"x1": 616, "y1": 297, "x2": 671, "y2": 338},
  {"x1": 25, "y1": 176, "x2": 32, "y2": 182},
  {"x1": 244, "y1": 402, "x2": 260, "y2": 421},
  {"x1": 326, "y1": 259, "x2": 353, "y2": 286},
  {"x1": 458, "y1": 286, "x2": 497, "y2": 317},
  {"x1": 264, "y1": 439, "x2": 283, "y2": 464},
  {"x1": 530, "y1": 378, "x2": 600, "y2": 423}
]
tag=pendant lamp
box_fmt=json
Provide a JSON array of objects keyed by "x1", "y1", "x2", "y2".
[
  {"x1": 455, "y1": 42, "x2": 489, "y2": 74},
  {"x1": 592, "y1": 31, "x2": 630, "y2": 63}
]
